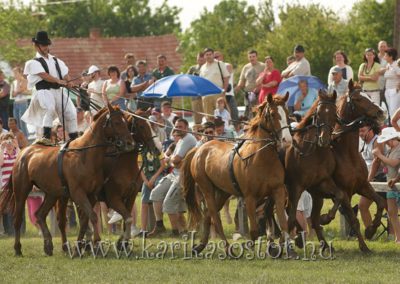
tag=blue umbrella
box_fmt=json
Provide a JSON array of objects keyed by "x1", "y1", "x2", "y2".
[
  {"x1": 142, "y1": 74, "x2": 222, "y2": 98},
  {"x1": 276, "y1": 75, "x2": 326, "y2": 106}
]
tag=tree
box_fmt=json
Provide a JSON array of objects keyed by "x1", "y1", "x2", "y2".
[
  {"x1": 0, "y1": 4, "x2": 45, "y2": 66},
  {"x1": 179, "y1": 0, "x2": 274, "y2": 71},
  {"x1": 342, "y1": 0, "x2": 395, "y2": 73},
  {"x1": 256, "y1": 4, "x2": 343, "y2": 82},
  {"x1": 41, "y1": 0, "x2": 181, "y2": 37}
]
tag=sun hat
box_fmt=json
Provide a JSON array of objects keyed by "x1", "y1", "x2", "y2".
[
  {"x1": 377, "y1": 127, "x2": 400, "y2": 143},
  {"x1": 87, "y1": 65, "x2": 100, "y2": 75}
]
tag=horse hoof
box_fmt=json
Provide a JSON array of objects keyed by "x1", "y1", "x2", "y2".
[
  {"x1": 360, "y1": 245, "x2": 372, "y2": 254},
  {"x1": 192, "y1": 244, "x2": 206, "y2": 254},
  {"x1": 15, "y1": 251, "x2": 23, "y2": 257},
  {"x1": 62, "y1": 243, "x2": 69, "y2": 253},
  {"x1": 44, "y1": 239, "x2": 54, "y2": 256},
  {"x1": 365, "y1": 226, "x2": 376, "y2": 240},
  {"x1": 320, "y1": 214, "x2": 332, "y2": 225}
]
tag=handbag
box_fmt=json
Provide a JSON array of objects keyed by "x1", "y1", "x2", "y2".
[{"x1": 217, "y1": 61, "x2": 232, "y2": 92}]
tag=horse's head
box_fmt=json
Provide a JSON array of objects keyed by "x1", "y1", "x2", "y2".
[
  {"x1": 93, "y1": 103, "x2": 135, "y2": 152},
  {"x1": 339, "y1": 79, "x2": 386, "y2": 125},
  {"x1": 127, "y1": 108, "x2": 158, "y2": 154},
  {"x1": 314, "y1": 89, "x2": 337, "y2": 147},
  {"x1": 274, "y1": 92, "x2": 292, "y2": 145},
  {"x1": 254, "y1": 93, "x2": 289, "y2": 147}
]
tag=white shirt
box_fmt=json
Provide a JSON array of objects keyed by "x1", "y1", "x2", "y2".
[
  {"x1": 24, "y1": 52, "x2": 68, "y2": 90},
  {"x1": 88, "y1": 79, "x2": 105, "y2": 108},
  {"x1": 200, "y1": 60, "x2": 229, "y2": 88},
  {"x1": 384, "y1": 61, "x2": 400, "y2": 90}
]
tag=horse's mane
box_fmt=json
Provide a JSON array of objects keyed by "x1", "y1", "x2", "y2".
[
  {"x1": 296, "y1": 97, "x2": 320, "y2": 129},
  {"x1": 245, "y1": 100, "x2": 269, "y2": 136}
]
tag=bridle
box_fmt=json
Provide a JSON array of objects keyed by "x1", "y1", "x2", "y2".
[
  {"x1": 259, "y1": 103, "x2": 286, "y2": 144},
  {"x1": 292, "y1": 99, "x2": 337, "y2": 156}
]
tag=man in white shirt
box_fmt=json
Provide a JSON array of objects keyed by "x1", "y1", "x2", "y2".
[
  {"x1": 22, "y1": 31, "x2": 77, "y2": 145},
  {"x1": 281, "y1": 45, "x2": 311, "y2": 79},
  {"x1": 199, "y1": 48, "x2": 229, "y2": 118}
]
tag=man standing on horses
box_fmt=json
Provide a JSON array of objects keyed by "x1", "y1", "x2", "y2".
[{"x1": 22, "y1": 31, "x2": 78, "y2": 145}]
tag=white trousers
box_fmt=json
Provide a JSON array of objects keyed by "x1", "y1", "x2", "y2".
[
  {"x1": 22, "y1": 88, "x2": 78, "y2": 133},
  {"x1": 385, "y1": 88, "x2": 400, "y2": 120}
]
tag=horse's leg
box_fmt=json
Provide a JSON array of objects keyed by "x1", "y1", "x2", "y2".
[
  {"x1": 35, "y1": 194, "x2": 58, "y2": 256},
  {"x1": 197, "y1": 186, "x2": 230, "y2": 253},
  {"x1": 339, "y1": 193, "x2": 371, "y2": 253},
  {"x1": 274, "y1": 185, "x2": 290, "y2": 240},
  {"x1": 108, "y1": 193, "x2": 134, "y2": 247},
  {"x1": 244, "y1": 195, "x2": 258, "y2": 241},
  {"x1": 358, "y1": 183, "x2": 386, "y2": 240},
  {"x1": 13, "y1": 182, "x2": 32, "y2": 256},
  {"x1": 286, "y1": 183, "x2": 302, "y2": 233},
  {"x1": 56, "y1": 197, "x2": 69, "y2": 252},
  {"x1": 88, "y1": 194, "x2": 101, "y2": 244},
  {"x1": 70, "y1": 191, "x2": 98, "y2": 239},
  {"x1": 310, "y1": 196, "x2": 329, "y2": 249}
]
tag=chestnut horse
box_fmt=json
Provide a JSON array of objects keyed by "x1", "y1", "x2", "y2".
[
  {"x1": 182, "y1": 93, "x2": 291, "y2": 254},
  {"x1": 56, "y1": 109, "x2": 157, "y2": 249},
  {"x1": 285, "y1": 90, "x2": 345, "y2": 248},
  {"x1": 0, "y1": 104, "x2": 134, "y2": 256},
  {"x1": 317, "y1": 81, "x2": 386, "y2": 249}
]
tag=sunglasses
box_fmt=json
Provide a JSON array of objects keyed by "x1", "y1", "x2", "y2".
[{"x1": 204, "y1": 131, "x2": 214, "y2": 135}]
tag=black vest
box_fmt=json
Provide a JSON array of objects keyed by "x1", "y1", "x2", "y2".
[{"x1": 34, "y1": 57, "x2": 63, "y2": 90}]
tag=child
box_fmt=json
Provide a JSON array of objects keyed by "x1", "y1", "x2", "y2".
[
  {"x1": 138, "y1": 145, "x2": 165, "y2": 237},
  {"x1": 0, "y1": 133, "x2": 20, "y2": 235},
  {"x1": 373, "y1": 127, "x2": 400, "y2": 243},
  {"x1": 214, "y1": 97, "x2": 231, "y2": 131}
]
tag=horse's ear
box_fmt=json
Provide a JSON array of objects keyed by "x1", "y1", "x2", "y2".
[
  {"x1": 144, "y1": 107, "x2": 152, "y2": 117},
  {"x1": 283, "y1": 92, "x2": 289, "y2": 102},
  {"x1": 348, "y1": 79, "x2": 354, "y2": 94},
  {"x1": 332, "y1": 90, "x2": 337, "y2": 101},
  {"x1": 266, "y1": 93, "x2": 273, "y2": 104}
]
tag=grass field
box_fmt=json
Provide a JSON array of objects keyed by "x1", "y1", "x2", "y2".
[{"x1": 1, "y1": 197, "x2": 400, "y2": 284}]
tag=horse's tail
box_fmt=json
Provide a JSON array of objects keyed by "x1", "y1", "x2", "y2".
[
  {"x1": 0, "y1": 175, "x2": 15, "y2": 215},
  {"x1": 181, "y1": 148, "x2": 202, "y2": 228}
]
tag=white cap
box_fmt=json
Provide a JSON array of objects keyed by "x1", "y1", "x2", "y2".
[
  {"x1": 377, "y1": 127, "x2": 400, "y2": 143},
  {"x1": 87, "y1": 65, "x2": 100, "y2": 75}
]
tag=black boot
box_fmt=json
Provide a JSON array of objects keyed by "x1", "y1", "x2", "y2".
[
  {"x1": 43, "y1": 127, "x2": 52, "y2": 139},
  {"x1": 35, "y1": 127, "x2": 53, "y2": 146},
  {"x1": 68, "y1": 132, "x2": 78, "y2": 141}
]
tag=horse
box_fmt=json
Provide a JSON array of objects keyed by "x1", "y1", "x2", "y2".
[
  {"x1": 0, "y1": 104, "x2": 134, "y2": 256},
  {"x1": 182, "y1": 93, "x2": 292, "y2": 254},
  {"x1": 56, "y1": 109, "x2": 157, "y2": 250},
  {"x1": 317, "y1": 80, "x2": 386, "y2": 248},
  {"x1": 284, "y1": 90, "x2": 344, "y2": 249}
]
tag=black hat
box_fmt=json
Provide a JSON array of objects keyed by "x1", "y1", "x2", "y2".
[
  {"x1": 294, "y1": 44, "x2": 305, "y2": 53},
  {"x1": 32, "y1": 31, "x2": 52, "y2": 45}
]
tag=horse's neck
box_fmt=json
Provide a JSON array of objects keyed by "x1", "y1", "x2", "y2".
[
  {"x1": 69, "y1": 120, "x2": 108, "y2": 163},
  {"x1": 335, "y1": 128, "x2": 360, "y2": 154}
]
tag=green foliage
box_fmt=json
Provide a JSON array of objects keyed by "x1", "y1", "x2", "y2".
[
  {"x1": 256, "y1": 4, "x2": 343, "y2": 82},
  {"x1": 0, "y1": 4, "x2": 45, "y2": 65},
  {"x1": 342, "y1": 0, "x2": 395, "y2": 72},
  {"x1": 179, "y1": 0, "x2": 396, "y2": 88},
  {"x1": 42, "y1": 0, "x2": 181, "y2": 37},
  {"x1": 178, "y1": 0, "x2": 274, "y2": 71}
]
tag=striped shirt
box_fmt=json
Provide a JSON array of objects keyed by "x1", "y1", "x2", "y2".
[{"x1": 1, "y1": 150, "x2": 16, "y2": 188}]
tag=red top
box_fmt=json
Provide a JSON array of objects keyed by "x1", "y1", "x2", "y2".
[{"x1": 258, "y1": 69, "x2": 282, "y2": 104}]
